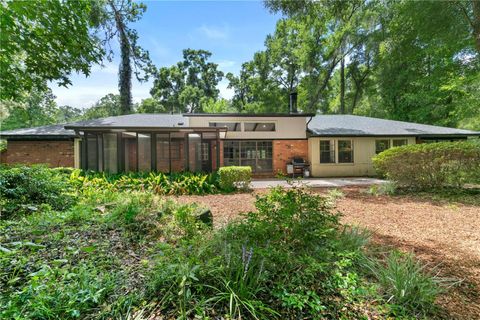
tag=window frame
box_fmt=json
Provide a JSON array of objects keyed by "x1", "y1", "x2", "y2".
[
  {"x1": 223, "y1": 140, "x2": 273, "y2": 173},
  {"x1": 392, "y1": 139, "x2": 408, "y2": 147},
  {"x1": 209, "y1": 122, "x2": 241, "y2": 131},
  {"x1": 319, "y1": 140, "x2": 336, "y2": 164}
]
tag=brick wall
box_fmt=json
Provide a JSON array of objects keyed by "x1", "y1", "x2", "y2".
[
  {"x1": 0, "y1": 140, "x2": 75, "y2": 167},
  {"x1": 273, "y1": 140, "x2": 308, "y2": 174}
]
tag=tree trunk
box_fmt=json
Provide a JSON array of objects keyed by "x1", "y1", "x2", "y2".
[
  {"x1": 473, "y1": 0, "x2": 480, "y2": 53},
  {"x1": 111, "y1": 3, "x2": 132, "y2": 114},
  {"x1": 340, "y1": 56, "x2": 345, "y2": 114}
]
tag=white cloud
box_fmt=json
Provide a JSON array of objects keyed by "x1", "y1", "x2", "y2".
[
  {"x1": 91, "y1": 63, "x2": 118, "y2": 75},
  {"x1": 217, "y1": 79, "x2": 234, "y2": 100},
  {"x1": 197, "y1": 24, "x2": 229, "y2": 40},
  {"x1": 217, "y1": 59, "x2": 236, "y2": 70}
]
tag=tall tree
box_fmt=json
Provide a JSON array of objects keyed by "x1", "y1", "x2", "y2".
[
  {"x1": 0, "y1": 0, "x2": 105, "y2": 100},
  {"x1": 150, "y1": 49, "x2": 224, "y2": 113},
  {"x1": 97, "y1": 0, "x2": 154, "y2": 114}
]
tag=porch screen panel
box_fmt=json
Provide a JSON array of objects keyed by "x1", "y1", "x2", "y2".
[
  {"x1": 138, "y1": 133, "x2": 151, "y2": 172},
  {"x1": 170, "y1": 132, "x2": 186, "y2": 172},
  {"x1": 123, "y1": 132, "x2": 137, "y2": 172},
  {"x1": 223, "y1": 141, "x2": 240, "y2": 166},
  {"x1": 241, "y1": 141, "x2": 256, "y2": 170},
  {"x1": 256, "y1": 141, "x2": 273, "y2": 172},
  {"x1": 156, "y1": 133, "x2": 170, "y2": 172},
  {"x1": 103, "y1": 133, "x2": 118, "y2": 173},
  {"x1": 86, "y1": 134, "x2": 98, "y2": 171},
  {"x1": 188, "y1": 133, "x2": 202, "y2": 172}
]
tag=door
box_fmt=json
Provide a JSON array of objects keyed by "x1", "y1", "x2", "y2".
[{"x1": 198, "y1": 141, "x2": 212, "y2": 172}]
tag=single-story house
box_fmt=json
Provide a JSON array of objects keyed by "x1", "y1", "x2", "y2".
[{"x1": 1, "y1": 113, "x2": 478, "y2": 177}]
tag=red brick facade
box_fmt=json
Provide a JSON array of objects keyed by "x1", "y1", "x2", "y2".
[
  {"x1": 0, "y1": 140, "x2": 75, "y2": 167},
  {"x1": 273, "y1": 140, "x2": 309, "y2": 175}
]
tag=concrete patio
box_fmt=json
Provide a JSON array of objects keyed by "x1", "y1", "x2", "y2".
[{"x1": 250, "y1": 177, "x2": 385, "y2": 189}]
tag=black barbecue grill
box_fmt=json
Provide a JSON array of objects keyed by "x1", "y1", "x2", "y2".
[{"x1": 289, "y1": 157, "x2": 310, "y2": 177}]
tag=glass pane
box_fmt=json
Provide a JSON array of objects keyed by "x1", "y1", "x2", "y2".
[
  {"x1": 97, "y1": 135, "x2": 103, "y2": 172},
  {"x1": 375, "y1": 140, "x2": 390, "y2": 154},
  {"x1": 209, "y1": 122, "x2": 240, "y2": 131},
  {"x1": 244, "y1": 123, "x2": 275, "y2": 131},
  {"x1": 338, "y1": 140, "x2": 353, "y2": 163},
  {"x1": 393, "y1": 139, "x2": 407, "y2": 147},
  {"x1": 138, "y1": 133, "x2": 151, "y2": 172},
  {"x1": 320, "y1": 140, "x2": 335, "y2": 163},
  {"x1": 86, "y1": 134, "x2": 98, "y2": 171},
  {"x1": 103, "y1": 133, "x2": 118, "y2": 173},
  {"x1": 123, "y1": 132, "x2": 137, "y2": 172}
]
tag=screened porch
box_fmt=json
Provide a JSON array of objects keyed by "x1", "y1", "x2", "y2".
[{"x1": 79, "y1": 129, "x2": 224, "y2": 173}]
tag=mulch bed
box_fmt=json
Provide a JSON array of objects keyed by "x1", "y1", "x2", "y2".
[{"x1": 169, "y1": 187, "x2": 480, "y2": 319}]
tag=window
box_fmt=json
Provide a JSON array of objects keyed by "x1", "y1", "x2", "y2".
[
  {"x1": 375, "y1": 139, "x2": 390, "y2": 154},
  {"x1": 223, "y1": 140, "x2": 273, "y2": 172},
  {"x1": 209, "y1": 122, "x2": 241, "y2": 131},
  {"x1": 319, "y1": 140, "x2": 335, "y2": 163},
  {"x1": 392, "y1": 139, "x2": 408, "y2": 147},
  {"x1": 338, "y1": 140, "x2": 353, "y2": 163},
  {"x1": 244, "y1": 122, "x2": 276, "y2": 132}
]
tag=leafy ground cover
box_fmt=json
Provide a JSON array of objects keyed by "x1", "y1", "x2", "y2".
[{"x1": 0, "y1": 166, "x2": 452, "y2": 319}]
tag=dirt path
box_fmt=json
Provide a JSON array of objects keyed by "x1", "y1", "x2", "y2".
[{"x1": 170, "y1": 188, "x2": 480, "y2": 319}]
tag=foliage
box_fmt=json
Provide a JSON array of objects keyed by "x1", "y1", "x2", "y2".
[
  {"x1": 150, "y1": 49, "x2": 224, "y2": 113},
  {"x1": 367, "y1": 181, "x2": 397, "y2": 196},
  {"x1": 0, "y1": 0, "x2": 104, "y2": 100},
  {"x1": 373, "y1": 141, "x2": 480, "y2": 189},
  {"x1": 0, "y1": 165, "x2": 76, "y2": 219},
  {"x1": 0, "y1": 173, "x2": 444, "y2": 319},
  {"x1": 82, "y1": 93, "x2": 122, "y2": 120},
  {"x1": 70, "y1": 169, "x2": 221, "y2": 196},
  {"x1": 95, "y1": 0, "x2": 154, "y2": 114},
  {"x1": 365, "y1": 251, "x2": 446, "y2": 316},
  {"x1": 146, "y1": 186, "x2": 394, "y2": 319},
  {"x1": 218, "y1": 166, "x2": 252, "y2": 191}
]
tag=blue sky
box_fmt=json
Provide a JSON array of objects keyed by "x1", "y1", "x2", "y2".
[{"x1": 50, "y1": 0, "x2": 281, "y2": 109}]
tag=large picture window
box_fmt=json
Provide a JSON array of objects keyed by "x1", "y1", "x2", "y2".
[
  {"x1": 138, "y1": 133, "x2": 151, "y2": 172},
  {"x1": 103, "y1": 133, "x2": 118, "y2": 173},
  {"x1": 319, "y1": 140, "x2": 335, "y2": 163},
  {"x1": 223, "y1": 140, "x2": 273, "y2": 172},
  {"x1": 338, "y1": 140, "x2": 353, "y2": 163}
]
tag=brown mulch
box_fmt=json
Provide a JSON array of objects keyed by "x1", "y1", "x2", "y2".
[{"x1": 169, "y1": 187, "x2": 480, "y2": 319}]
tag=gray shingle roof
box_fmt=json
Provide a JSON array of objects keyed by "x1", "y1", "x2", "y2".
[
  {"x1": 65, "y1": 114, "x2": 188, "y2": 129},
  {"x1": 307, "y1": 115, "x2": 480, "y2": 137},
  {"x1": 0, "y1": 124, "x2": 76, "y2": 138}
]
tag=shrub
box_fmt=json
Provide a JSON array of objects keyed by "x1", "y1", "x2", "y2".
[
  {"x1": 0, "y1": 165, "x2": 76, "y2": 219},
  {"x1": 218, "y1": 166, "x2": 252, "y2": 191},
  {"x1": 70, "y1": 170, "x2": 220, "y2": 196},
  {"x1": 372, "y1": 140, "x2": 480, "y2": 189},
  {"x1": 365, "y1": 251, "x2": 444, "y2": 316}
]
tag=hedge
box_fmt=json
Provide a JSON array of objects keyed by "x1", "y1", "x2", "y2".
[
  {"x1": 218, "y1": 166, "x2": 252, "y2": 191},
  {"x1": 372, "y1": 140, "x2": 480, "y2": 189}
]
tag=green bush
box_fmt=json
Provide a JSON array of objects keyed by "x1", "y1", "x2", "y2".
[
  {"x1": 0, "y1": 165, "x2": 76, "y2": 219},
  {"x1": 365, "y1": 251, "x2": 445, "y2": 316},
  {"x1": 373, "y1": 140, "x2": 480, "y2": 189},
  {"x1": 218, "y1": 166, "x2": 252, "y2": 191}
]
